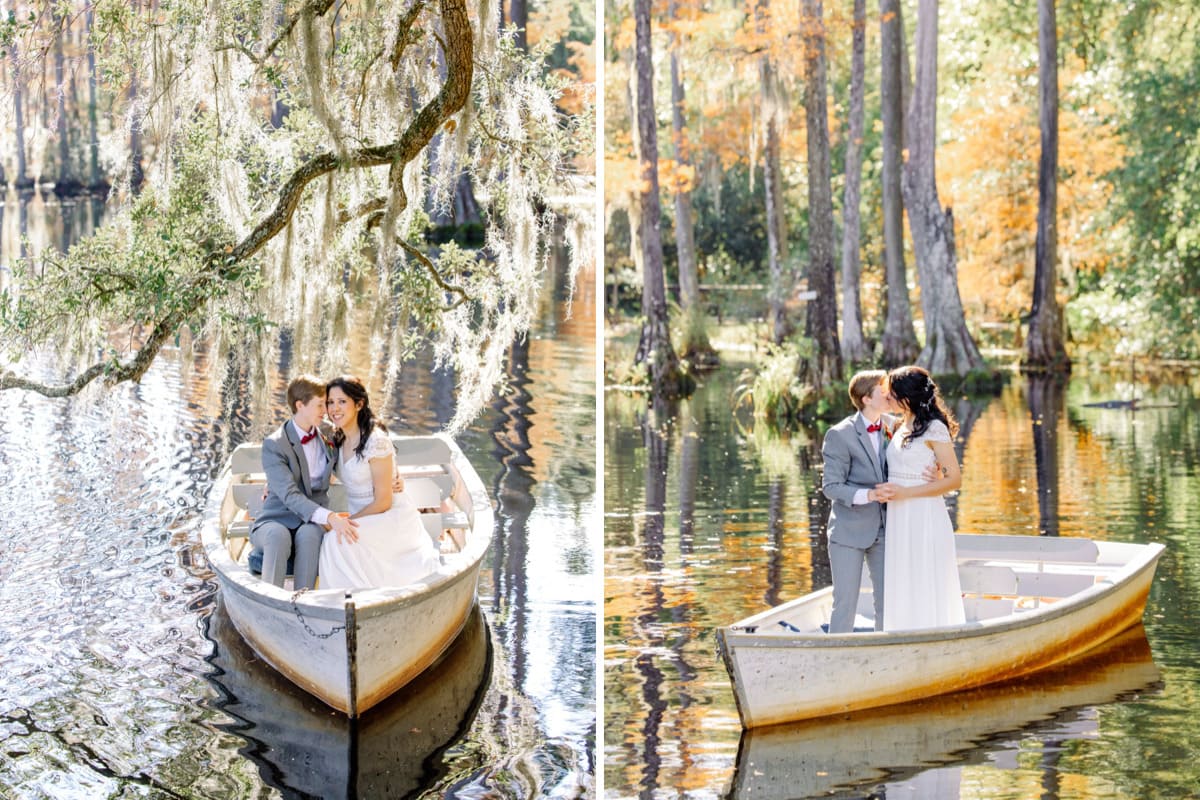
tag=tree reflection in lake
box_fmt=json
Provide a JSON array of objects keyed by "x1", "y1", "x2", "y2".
[
  {"x1": 1027, "y1": 373, "x2": 1067, "y2": 536},
  {"x1": 0, "y1": 200, "x2": 596, "y2": 798},
  {"x1": 605, "y1": 363, "x2": 1200, "y2": 799}
]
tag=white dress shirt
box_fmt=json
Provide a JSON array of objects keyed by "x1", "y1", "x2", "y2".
[
  {"x1": 292, "y1": 419, "x2": 332, "y2": 525},
  {"x1": 853, "y1": 412, "x2": 884, "y2": 506}
]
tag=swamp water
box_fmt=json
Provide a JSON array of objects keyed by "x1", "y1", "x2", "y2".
[
  {"x1": 604, "y1": 364, "x2": 1200, "y2": 799},
  {"x1": 0, "y1": 197, "x2": 596, "y2": 798}
]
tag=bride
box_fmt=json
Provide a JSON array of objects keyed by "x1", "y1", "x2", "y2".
[
  {"x1": 319, "y1": 375, "x2": 441, "y2": 590},
  {"x1": 875, "y1": 366, "x2": 966, "y2": 631}
]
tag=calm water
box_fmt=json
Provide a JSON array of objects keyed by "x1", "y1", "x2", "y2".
[
  {"x1": 0, "y1": 205, "x2": 597, "y2": 798},
  {"x1": 604, "y1": 363, "x2": 1200, "y2": 799}
]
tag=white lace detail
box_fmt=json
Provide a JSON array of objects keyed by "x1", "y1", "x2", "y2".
[
  {"x1": 925, "y1": 419, "x2": 951, "y2": 443},
  {"x1": 365, "y1": 428, "x2": 394, "y2": 459}
]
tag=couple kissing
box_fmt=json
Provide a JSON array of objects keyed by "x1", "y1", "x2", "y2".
[{"x1": 822, "y1": 365, "x2": 965, "y2": 634}]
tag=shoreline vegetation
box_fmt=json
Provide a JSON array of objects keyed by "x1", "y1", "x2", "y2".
[{"x1": 605, "y1": 311, "x2": 1198, "y2": 423}]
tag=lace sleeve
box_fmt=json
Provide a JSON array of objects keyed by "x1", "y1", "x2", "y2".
[
  {"x1": 926, "y1": 419, "x2": 952, "y2": 443},
  {"x1": 365, "y1": 428, "x2": 394, "y2": 460}
]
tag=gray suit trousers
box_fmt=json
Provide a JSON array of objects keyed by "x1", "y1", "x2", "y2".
[
  {"x1": 250, "y1": 521, "x2": 324, "y2": 590},
  {"x1": 828, "y1": 533, "x2": 885, "y2": 633}
]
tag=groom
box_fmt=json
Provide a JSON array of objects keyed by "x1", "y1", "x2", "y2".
[
  {"x1": 821, "y1": 370, "x2": 898, "y2": 633},
  {"x1": 250, "y1": 375, "x2": 358, "y2": 589}
]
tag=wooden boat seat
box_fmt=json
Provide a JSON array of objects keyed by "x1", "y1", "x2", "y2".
[
  {"x1": 956, "y1": 535, "x2": 1099, "y2": 565},
  {"x1": 233, "y1": 441, "x2": 456, "y2": 499}
]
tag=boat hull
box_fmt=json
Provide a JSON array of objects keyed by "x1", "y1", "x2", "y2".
[
  {"x1": 718, "y1": 536, "x2": 1163, "y2": 728},
  {"x1": 202, "y1": 435, "x2": 493, "y2": 716}
]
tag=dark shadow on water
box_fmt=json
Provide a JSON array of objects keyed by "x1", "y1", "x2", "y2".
[
  {"x1": 1027, "y1": 374, "x2": 1068, "y2": 536},
  {"x1": 203, "y1": 600, "x2": 492, "y2": 800}
]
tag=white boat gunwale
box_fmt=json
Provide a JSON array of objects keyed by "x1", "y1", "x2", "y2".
[
  {"x1": 721, "y1": 539, "x2": 1164, "y2": 649},
  {"x1": 717, "y1": 535, "x2": 1164, "y2": 728}
]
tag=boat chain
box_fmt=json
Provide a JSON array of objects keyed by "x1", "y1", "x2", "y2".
[{"x1": 290, "y1": 588, "x2": 346, "y2": 639}]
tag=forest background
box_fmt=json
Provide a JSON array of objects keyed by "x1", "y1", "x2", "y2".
[{"x1": 604, "y1": 0, "x2": 1200, "y2": 402}]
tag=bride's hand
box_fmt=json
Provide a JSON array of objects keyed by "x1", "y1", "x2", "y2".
[
  {"x1": 329, "y1": 512, "x2": 360, "y2": 544},
  {"x1": 872, "y1": 483, "x2": 899, "y2": 502}
]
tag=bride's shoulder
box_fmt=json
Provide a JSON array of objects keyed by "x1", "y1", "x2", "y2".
[
  {"x1": 924, "y1": 418, "x2": 952, "y2": 442},
  {"x1": 365, "y1": 426, "x2": 394, "y2": 458}
]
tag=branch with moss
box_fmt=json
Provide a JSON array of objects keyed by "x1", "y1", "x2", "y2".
[{"x1": 1, "y1": 0, "x2": 474, "y2": 398}]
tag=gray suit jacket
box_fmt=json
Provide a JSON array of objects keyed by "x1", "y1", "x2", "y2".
[
  {"x1": 251, "y1": 421, "x2": 333, "y2": 534},
  {"x1": 821, "y1": 413, "x2": 893, "y2": 548}
]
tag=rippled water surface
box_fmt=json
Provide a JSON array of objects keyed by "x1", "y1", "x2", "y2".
[
  {"x1": 604, "y1": 364, "x2": 1200, "y2": 799},
  {"x1": 0, "y1": 242, "x2": 596, "y2": 797}
]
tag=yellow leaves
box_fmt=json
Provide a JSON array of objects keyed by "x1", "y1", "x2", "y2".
[
  {"x1": 443, "y1": 118, "x2": 457, "y2": 134},
  {"x1": 659, "y1": 159, "x2": 697, "y2": 194}
]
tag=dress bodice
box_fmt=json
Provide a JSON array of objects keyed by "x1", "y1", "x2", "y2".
[
  {"x1": 336, "y1": 428, "x2": 394, "y2": 514},
  {"x1": 887, "y1": 419, "x2": 951, "y2": 485}
]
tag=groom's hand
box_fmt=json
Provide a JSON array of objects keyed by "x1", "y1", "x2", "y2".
[
  {"x1": 391, "y1": 470, "x2": 406, "y2": 493},
  {"x1": 870, "y1": 484, "x2": 897, "y2": 502},
  {"x1": 328, "y1": 512, "x2": 360, "y2": 544},
  {"x1": 921, "y1": 462, "x2": 944, "y2": 482}
]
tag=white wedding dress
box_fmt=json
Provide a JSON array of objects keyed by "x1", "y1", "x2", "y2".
[
  {"x1": 319, "y1": 428, "x2": 441, "y2": 590},
  {"x1": 882, "y1": 419, "x2": 966, "y2": 630}
]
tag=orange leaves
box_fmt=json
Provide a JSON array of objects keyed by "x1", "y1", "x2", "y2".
[{"x1": 659, "y1": 159, "x2": 697, "y2": 194}]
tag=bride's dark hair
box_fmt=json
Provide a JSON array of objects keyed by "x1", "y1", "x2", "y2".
[
  {"x1": 887, "y1": 365, "x2": 958, "y2": 447},
  {"x1": 326, "y1": 375, "x2": 387, "y2": 460}
]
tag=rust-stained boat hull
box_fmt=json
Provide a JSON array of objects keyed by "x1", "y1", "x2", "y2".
[
  {"x1": 717, "y1": 535, "x2": 1164, "y2": 728},
  {"x1": 202, "y1": 434, "x2": 493, "y2": 717},
  {"x1": 729, "y1": 624, "x2": 1160, "y2": 799}
]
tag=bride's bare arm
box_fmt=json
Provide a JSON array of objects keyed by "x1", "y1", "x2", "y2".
[{"x1": 351, "y1": 452, "x2": 397, "y2": 518}]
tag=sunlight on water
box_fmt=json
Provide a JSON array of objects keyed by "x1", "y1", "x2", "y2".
[
  {"x1": 604, "y1": 364, "x2": 1200, "y2": 800},
  {"x1": 0, "y1": 256, "x2": 595, "y2": 798}
]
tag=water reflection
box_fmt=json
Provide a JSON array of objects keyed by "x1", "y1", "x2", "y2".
[
  {"x1": 0, "y1": 201, "x2": 596, "y2": 798},
  {"x1": 205, "y1": 600, "x2": 491, "y2": 799},
  {"x1": 1027, "y1": 374, "x2": 1067, "y2": 536},
  {"x1": 605, "y1": 363, "x2": 1200, "y2": 798}
]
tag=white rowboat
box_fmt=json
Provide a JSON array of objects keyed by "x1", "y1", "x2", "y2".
[
  {"x1": 729, "y1": 624, "x2": 1160, "y2": 798},
  {"x1": 716, "y1": 534, "x2": 1164, "y2": 728},
  {"x1": 201, "y1": 434, "x2": 493, "y2": 717}
]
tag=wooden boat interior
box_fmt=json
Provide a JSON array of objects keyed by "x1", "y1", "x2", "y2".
[
  {"x1": 216, "y1": 438, "x2": 476, "y2": 575},
  {"x1": 734, "y1": 535, "x2": 1145, "y2": 636}
]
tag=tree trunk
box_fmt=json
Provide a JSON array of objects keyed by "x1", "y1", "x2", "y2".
[
  {"x1": 840, "y1": 0, "x2": 869, "y2": 363},
  {"x1": 633, "y1": 0, "x2": 685, "y2": 395},
  {"x1": 454, "y1": 172, "x2": 482, "y2": 225},
  {"x1": 758, "y1": 0, "x2": 790, "y2": 345},
  {"x1": 798, "y1": 0, "x2": 843, "y2": 387},
  {"x1": 510, "y1": 0, "x2": 528, "y2": 52},
  {"x1": 669, "y1": 0, "x2": 715, "y2": 364},
  {"x1": 10, "y1": 23, "x2": 33, "y2": 192},
  {"x1": 53, "y1": 9, "x2": 77, "y2": 193},
  {"x1": 129, "y1": 0, "x2": 145, "y2": 194},
  {"x1": 85, "y1": 7, "x2": 104, "y2": 190},
  {"x1": 878, "y1": 0, "x2": 919, "y2": 366},
  {"x1": 901, "y1": 0, "x2": 985, "y2": 375},
  {"x1": 1023, "y1": 0, "x2": 1070, "y2": 372}
]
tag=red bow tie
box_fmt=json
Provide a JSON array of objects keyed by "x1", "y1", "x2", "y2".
[
  {"x1": 300, "y1": 429, "x2": 319, "y2": 445},
  {"x1": 866, "y1": 423, "x2": 882, "y2": 433}
]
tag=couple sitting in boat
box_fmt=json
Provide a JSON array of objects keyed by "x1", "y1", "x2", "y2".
[
  {"x1": 249, "y1": 374, "x2": 440, "y2": 591},
  {"x1": 822, "y1": 365, "x2": 964, "y2": 633}
]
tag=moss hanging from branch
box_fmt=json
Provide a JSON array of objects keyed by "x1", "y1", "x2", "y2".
[{"x1": 0, "y1": 0, "x2": 592, "y2": 432}]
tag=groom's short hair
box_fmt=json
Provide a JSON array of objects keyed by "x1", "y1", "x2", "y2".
[
  {"x1": 848, "y1": 370, "x2": 886, "y2": 411},
  {"x1": 286, "y1": 374, "x2": 326, "y2": 414}
]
